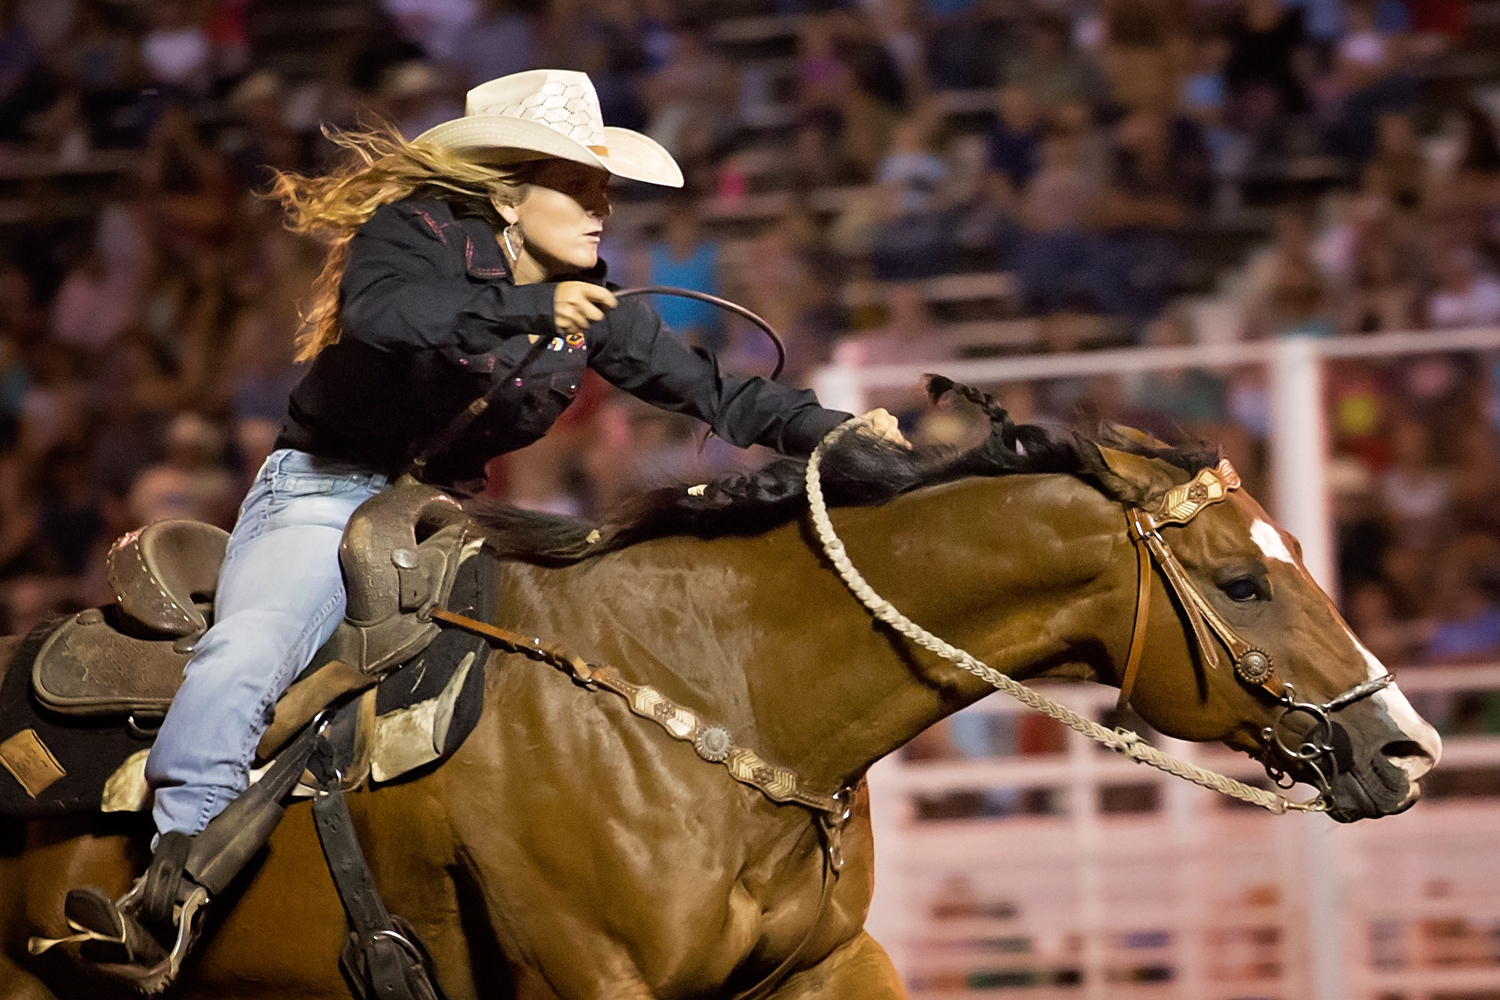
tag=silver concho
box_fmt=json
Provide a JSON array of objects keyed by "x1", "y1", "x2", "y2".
[
  {"x1": 694, "y1": 726, "x2": 732, "y2": 762},
  {"x1": 1236, "y1": 649, "x2": 1274, "y2": 685}
]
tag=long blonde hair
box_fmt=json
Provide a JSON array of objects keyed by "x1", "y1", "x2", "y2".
[{"x1": 269, "y1": 125, "x2": 532, "y2": 361}]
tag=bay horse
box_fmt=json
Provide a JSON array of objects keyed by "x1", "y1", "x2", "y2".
[{"x1": 0, "y1": 401, "x2": 1441, "y2": 999}]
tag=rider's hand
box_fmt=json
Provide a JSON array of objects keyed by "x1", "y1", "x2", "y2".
[
  {"x1": 857, "y1": 408, "x2": 910, "y2": 448},
  {"x1": 554, "y1": 282, "x2": 617, "y2": 337}
]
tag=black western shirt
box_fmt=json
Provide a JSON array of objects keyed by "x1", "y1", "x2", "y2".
[{"x1": 275, "y1": 198, "x2": 851, "y2": 488}]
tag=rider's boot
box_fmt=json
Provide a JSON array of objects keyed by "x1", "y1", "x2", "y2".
[
  {"x1": 48, "y1": 831, "x2": 211, "y2": 992},
  {"x1": 29, "y1": 721, "x2": 325, "y2": 992}
]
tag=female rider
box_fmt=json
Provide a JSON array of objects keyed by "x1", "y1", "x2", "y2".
[{"x1": 63, "y1": 69, "x2": 903, "y2": 975}]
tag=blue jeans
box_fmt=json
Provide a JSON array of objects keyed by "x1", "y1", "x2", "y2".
[{"x1": 145, "y1": 449, "x2": 390, "y2": 837}]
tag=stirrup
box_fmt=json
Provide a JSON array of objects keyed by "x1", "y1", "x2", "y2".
[{"x1": 30, "y1": 833, "x2": 211, "y2": 995}]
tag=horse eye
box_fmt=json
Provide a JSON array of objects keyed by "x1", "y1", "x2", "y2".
[{"x1": 1222, "y1": 577, "x2": 1261, "y2": 602}]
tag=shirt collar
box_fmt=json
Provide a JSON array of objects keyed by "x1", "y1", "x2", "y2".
[{"x1": 454, "y1": 211, "x2": 611, "y2": 285}]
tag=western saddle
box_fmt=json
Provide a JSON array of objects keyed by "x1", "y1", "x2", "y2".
[{"x1": 30, "y1": 478, "x2": 480, "y2": 754}]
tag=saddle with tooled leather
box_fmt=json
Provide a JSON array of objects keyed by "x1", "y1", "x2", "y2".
[{"x1": 0, "y1": 480, "x2": 497, "y2": 818}]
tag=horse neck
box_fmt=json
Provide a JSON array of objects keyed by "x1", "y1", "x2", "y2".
[
  {"x1": 748, "y1": 474, "x2": 1132, "y2": 790},
  {"x1": 501, "y1": 474, "x2": 1133, "y2": 795}
]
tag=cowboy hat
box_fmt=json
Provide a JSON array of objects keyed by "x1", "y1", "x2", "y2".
[{"x1": 415, "y1": 69, "x2": 683, "y2": 188}]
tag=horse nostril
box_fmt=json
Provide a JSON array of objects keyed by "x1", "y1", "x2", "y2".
[{"x1": 1383, "y1": 739, "x2": 1435, "y2": 780}]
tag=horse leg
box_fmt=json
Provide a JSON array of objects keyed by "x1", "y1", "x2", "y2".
[{"x1": 763, "y1": 932, "x2": 908, "y2": 1000}]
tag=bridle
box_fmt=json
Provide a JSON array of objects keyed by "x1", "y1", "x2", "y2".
[{"x1": 1112, "y1": 456, "x2": 1394, "y2": 799}]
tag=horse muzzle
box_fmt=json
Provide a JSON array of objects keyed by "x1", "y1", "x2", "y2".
[{"x1": 1320, "y1": 707, "x2": 1439, "y2": 823}]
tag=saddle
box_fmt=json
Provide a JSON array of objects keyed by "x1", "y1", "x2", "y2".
[{"x1": 0, "y1": 479, "x2": 497, "y2": 818}]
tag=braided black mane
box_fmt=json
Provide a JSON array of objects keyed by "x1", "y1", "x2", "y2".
[{"x1": 461, "y1": 377, "x2": 1220, "y2": 565}]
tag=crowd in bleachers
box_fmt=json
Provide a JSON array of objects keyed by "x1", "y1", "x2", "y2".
[{"x1": 0, "y1": 0, "x2": 1499, "y2": 711}]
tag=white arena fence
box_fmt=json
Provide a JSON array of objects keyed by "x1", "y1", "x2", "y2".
[
  {"x1": 863, "y1": 668, "x2": 1500, "y2": 1000},
  {"x1": 812, "y1": 329, "x2": 1500, "y2": 1000}
]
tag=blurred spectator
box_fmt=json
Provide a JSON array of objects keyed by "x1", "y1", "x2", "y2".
[
  {"x1": 128, "y1": 411, "x2": 234, "y2": 528},
  {"x1": 1100, "y1": 0, "x2": 1186, "y2": 114},
  {"x1": 1424, "y1": 549, "x2": 1500, "y2": 664},
  {"x1": 924, "y1": 0, "x2": 1011, "y2": 91},
  {"x1": 1380, "y1": 417, "x2": 1450, "y2": 552},
  {"x1": 1347, "y1": 581, "x2": 1424, "y2": 665},
  {"x1": 380, "y1": 60, "x2": 463, "y2": 141},
  {"x1": 383, "y1": 0, "x2": 479, "y2": 63},
  {"x1": 1431, "y1": 104, "x2": 1500, "y2": 217},
  {"x1": 1242, "y1": 205, "x2": 1338, "y2": 338},
  {"x1": 642, "y1": 26, "x2": 736, "y2": 163},
  {"x1": 986, "y1": 85, "x2": 1043, "y2": 204},
  {"x1": 142, "y1": 106, "x2": 236, "y2": 260},
  {"x1": 1128, "y1": 307, "x2": 1227, "y2": 427},
  {"x1": 870, "y1": 112, "x2": 955, "y2": 281},
  {"x1": 868, "y1": 0, "x2": 926, "y2": 101},
  {"x1": 1451, "y1": 421, "x2": 1500, "y2": 537},
  {"x1": 1094, "y1": 110, "x2": 1207, "y2": 326},
  {"x1": 1345, "y1": 210, "x2": 1418, "y2": 332},
  {"x1": 1225, "y1": 0, "x2": 1308, "y2": 132},
  {"x1": 1322, "y1": 0, "x2": 1418, "y2": 164},
  {"x1": 224, "y1": 71, "x2": 309, "y2": 189},
  {"x1": 141, "y1": 0, "x2": 211, "y2": 95},
  {"x1": 50, "y1": 251, "x2": 136, "y2": 352},
  {"x1": 1427, "y1": 245, "x2": 1500, "y2": 329},
  {"x1": 35, "y1": 443, "x2": 99, "y2": 576},
  {"x1": 1363, "y1": 111, "x2": 1425, "y2": 209},
  {"x1": 834, "y1": 282, "x2": 953, "y2": 368},
  {"x1": 451, "y1": 0, "x2": 541, "y2": 87},
  {"x1": 1017, "y1": 122, "x2": 1102, "y2": 315},
  {"x1": 832, "y1": 8, "x2": 909, "y2": 179},
  {"x1": 794, "y1": 15, "x2": 855, "y2": 183},
  {"x1": 1005, "y1": 14, "x2": 1103, "y2": 113},
  {"x1": 0, "y1": 0, "x2": 50, "y2": 144},
  {"x1": 647, "y1": 200, "x2": 722, "y2": 348}
]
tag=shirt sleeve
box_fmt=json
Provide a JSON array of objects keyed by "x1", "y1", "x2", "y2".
[
  {"x1": 339, "y1": 202, "x2": 556, "y2": 355},
  {"x1": 586, "y1": 296, "x2": 852, "y2": 455}
]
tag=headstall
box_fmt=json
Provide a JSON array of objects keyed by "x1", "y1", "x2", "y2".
[{"x1": 1114, "y1": 457, "x2": 1392, "y2": 799}]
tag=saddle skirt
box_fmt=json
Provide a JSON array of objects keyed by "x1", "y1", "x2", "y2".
[{"x1": 0, "y1": 480, "x2": 498, "y2": 818}]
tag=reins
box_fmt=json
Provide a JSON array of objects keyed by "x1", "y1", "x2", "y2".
[{"x1": 805, "y1": 417, "x2": 1326, "y2": 815}]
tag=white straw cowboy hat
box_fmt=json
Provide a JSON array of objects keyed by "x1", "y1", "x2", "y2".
[{"x1": 415, "y1": 69, "x2": 683, "y2": 188}]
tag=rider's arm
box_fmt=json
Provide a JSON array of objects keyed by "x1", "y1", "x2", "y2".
[{"x1": 585, "y1": 295, "x2": 851, "y2": 456}]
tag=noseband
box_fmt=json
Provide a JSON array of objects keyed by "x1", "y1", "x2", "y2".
[{"x1": 1114, "y1": 458, "x2": 1393, "y2": 800}]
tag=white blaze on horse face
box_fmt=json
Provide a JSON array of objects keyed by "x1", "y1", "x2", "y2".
[
  {"x1": 1251, "y1": 518, "x2": 1442, "y2": 776},
  {"x1": 1250, "y1": 519, "x2": 1296, "y2": 565},
  {"x1": 1343, "y1": 624, "x2": 1443, "y2": 775}
]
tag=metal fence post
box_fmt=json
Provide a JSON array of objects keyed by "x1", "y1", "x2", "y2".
[
  {"x1": 1268, "y1": 335, "x2": 1345, "y2": 1000},
  {"x1": 812, "y1": 361, "x2": 867, "y2": 418},
  {"x1": 1268, "y1": 336, "x2": 1335, "y2": 590}
]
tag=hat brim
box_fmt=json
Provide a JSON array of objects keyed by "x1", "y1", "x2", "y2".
[{"x1": 413, "y1": 116, "x2": 683, "y2": 188}]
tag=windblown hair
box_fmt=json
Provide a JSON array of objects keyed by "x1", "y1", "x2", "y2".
[
  {"x1": 268, "y1": 125, "x2": 536, "y2": 361},
  {"x1": 462, "y1": 378, "x2": 1222, "y2": 566}
]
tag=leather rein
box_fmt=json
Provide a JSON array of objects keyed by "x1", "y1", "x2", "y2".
[{"x1": 1112, "y1": 457, "x2": 1393, "y2": 799}]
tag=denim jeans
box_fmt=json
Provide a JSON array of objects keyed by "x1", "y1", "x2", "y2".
[{"x1": 145, "y1": 449, "x2": 390, "y2": 837}]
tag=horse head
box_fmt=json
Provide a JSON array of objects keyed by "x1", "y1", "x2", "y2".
[{"x1": 1095, "y1": 444, "x2": 1441, "y2": 822}]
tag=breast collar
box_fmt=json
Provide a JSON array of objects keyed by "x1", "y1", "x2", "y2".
[{"x1": 1114, "y1": 458, "x2": 1392, "y2": 796}]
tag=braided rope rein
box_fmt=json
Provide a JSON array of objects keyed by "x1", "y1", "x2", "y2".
[{"x1": 806, "y1": 418, "x2": 1320, "y2": 815}]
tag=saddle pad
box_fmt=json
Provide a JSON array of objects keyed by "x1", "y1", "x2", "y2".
[
  {"x1": 0, "y1": 620, "x2": 156, "y2": 817},
  {"x1": 0, "y1": 549, "x2": 498, "y2": 819}
]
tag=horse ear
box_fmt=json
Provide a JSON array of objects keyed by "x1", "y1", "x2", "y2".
[{"x1": 1095, "y1": 445, "x2": 1186, "y2": 507}]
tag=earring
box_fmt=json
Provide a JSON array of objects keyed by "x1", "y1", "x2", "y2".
[{"x1": 502, "y1": 222, "x2": 522, "y2": 262}]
